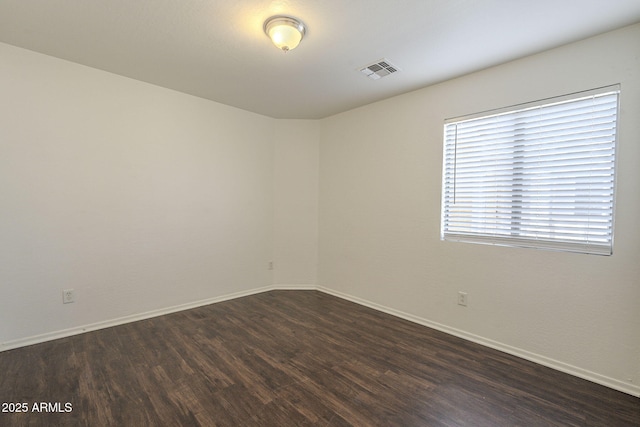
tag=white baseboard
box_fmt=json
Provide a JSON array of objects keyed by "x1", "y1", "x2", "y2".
[
  {"x1": 271, "y1": 283, "x2": 317, "y2": 291},
  {"x1": 2, "y1": 284, "x2": 638, "y2": 398},
  {"x1": 0, "y1": 284, "x2": 321, "y2": 352},
  {"x1": 0, "y1": 285, "x2": 277, "y2": 352},
  {"x1": 317, "y1": 286, "x2": 640, "y2": 398}
]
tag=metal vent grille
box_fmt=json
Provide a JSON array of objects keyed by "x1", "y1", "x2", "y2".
[{"x1": 359, "y1": 59, "x2": 401, "y2": 80}]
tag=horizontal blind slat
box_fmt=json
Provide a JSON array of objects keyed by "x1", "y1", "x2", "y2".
[{"x1": 441, "y1": 86, "x2": 618, "y2": 255}]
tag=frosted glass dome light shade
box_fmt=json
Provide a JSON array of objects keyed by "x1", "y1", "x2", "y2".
[{"x1": 264, "y1": 16, "x2": 306, "y2": 52}]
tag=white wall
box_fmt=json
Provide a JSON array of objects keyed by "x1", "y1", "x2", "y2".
[
  {"x1": 0, "y1": 42, "x2": 276, "y2": 345},
  {"x1": 273, "y1": 120, "x2": 319, "y2": 287},
  {"x1": 1, "y1": 23, "x2": 638, "y2": 397},
  {"x1": 318, "y1": 24, "x2": 640, "y2": 396}
]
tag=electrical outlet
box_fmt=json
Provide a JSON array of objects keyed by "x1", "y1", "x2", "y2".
[
  {"x1": 63, "y1": 289, "x2": 75, "y2": 304},
  {"x1": 268, "y1": 261, "x2": 274, "y2": 270},
  {"x1": 457, "y1": 291, "x2": 468, "y2": 307}
]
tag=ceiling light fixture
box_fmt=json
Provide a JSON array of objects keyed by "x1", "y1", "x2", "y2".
[{"x1": 263, "y1": 15, "x2": 306, "y2": 52}]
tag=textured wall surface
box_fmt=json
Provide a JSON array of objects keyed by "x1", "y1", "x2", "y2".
[
  {"x1": 0, "y1": 42, "x2": 275, "y2": 344},
  {"x1": 273, "y1": 120, "x2": 319, "y2": 286},
  {"x1": 318, "y1": 24, "x2": 640, "y2": 395},
  {"x1": 1, "y1": 23, "x2": 638, "y2": 397}
]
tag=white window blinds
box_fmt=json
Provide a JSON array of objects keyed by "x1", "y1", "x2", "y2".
[{"x1": 441, "y1": 85, "x2": 620, "y2": 255}]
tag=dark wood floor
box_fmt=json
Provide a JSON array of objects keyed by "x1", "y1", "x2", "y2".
[{"x1": 0, "y1": 290, "x2": 638, "y2": 426}]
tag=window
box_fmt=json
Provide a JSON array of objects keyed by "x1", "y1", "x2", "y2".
[{"x1": 441, "y1": 85, "x2": 620, "y2": 255}]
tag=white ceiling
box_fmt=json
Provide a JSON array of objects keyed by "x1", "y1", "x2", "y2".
[{"x1": 1, "y1": 0, "x2": 639, "y2": 119}]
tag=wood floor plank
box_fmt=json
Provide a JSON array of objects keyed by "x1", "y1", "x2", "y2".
[{"x1": 0, "y1": 290, "x2": 638, "y2": 426}]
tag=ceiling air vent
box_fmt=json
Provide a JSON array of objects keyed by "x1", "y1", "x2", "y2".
[{"x1": 359, "y1": 59, "x2": 401, "y2": 80}]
